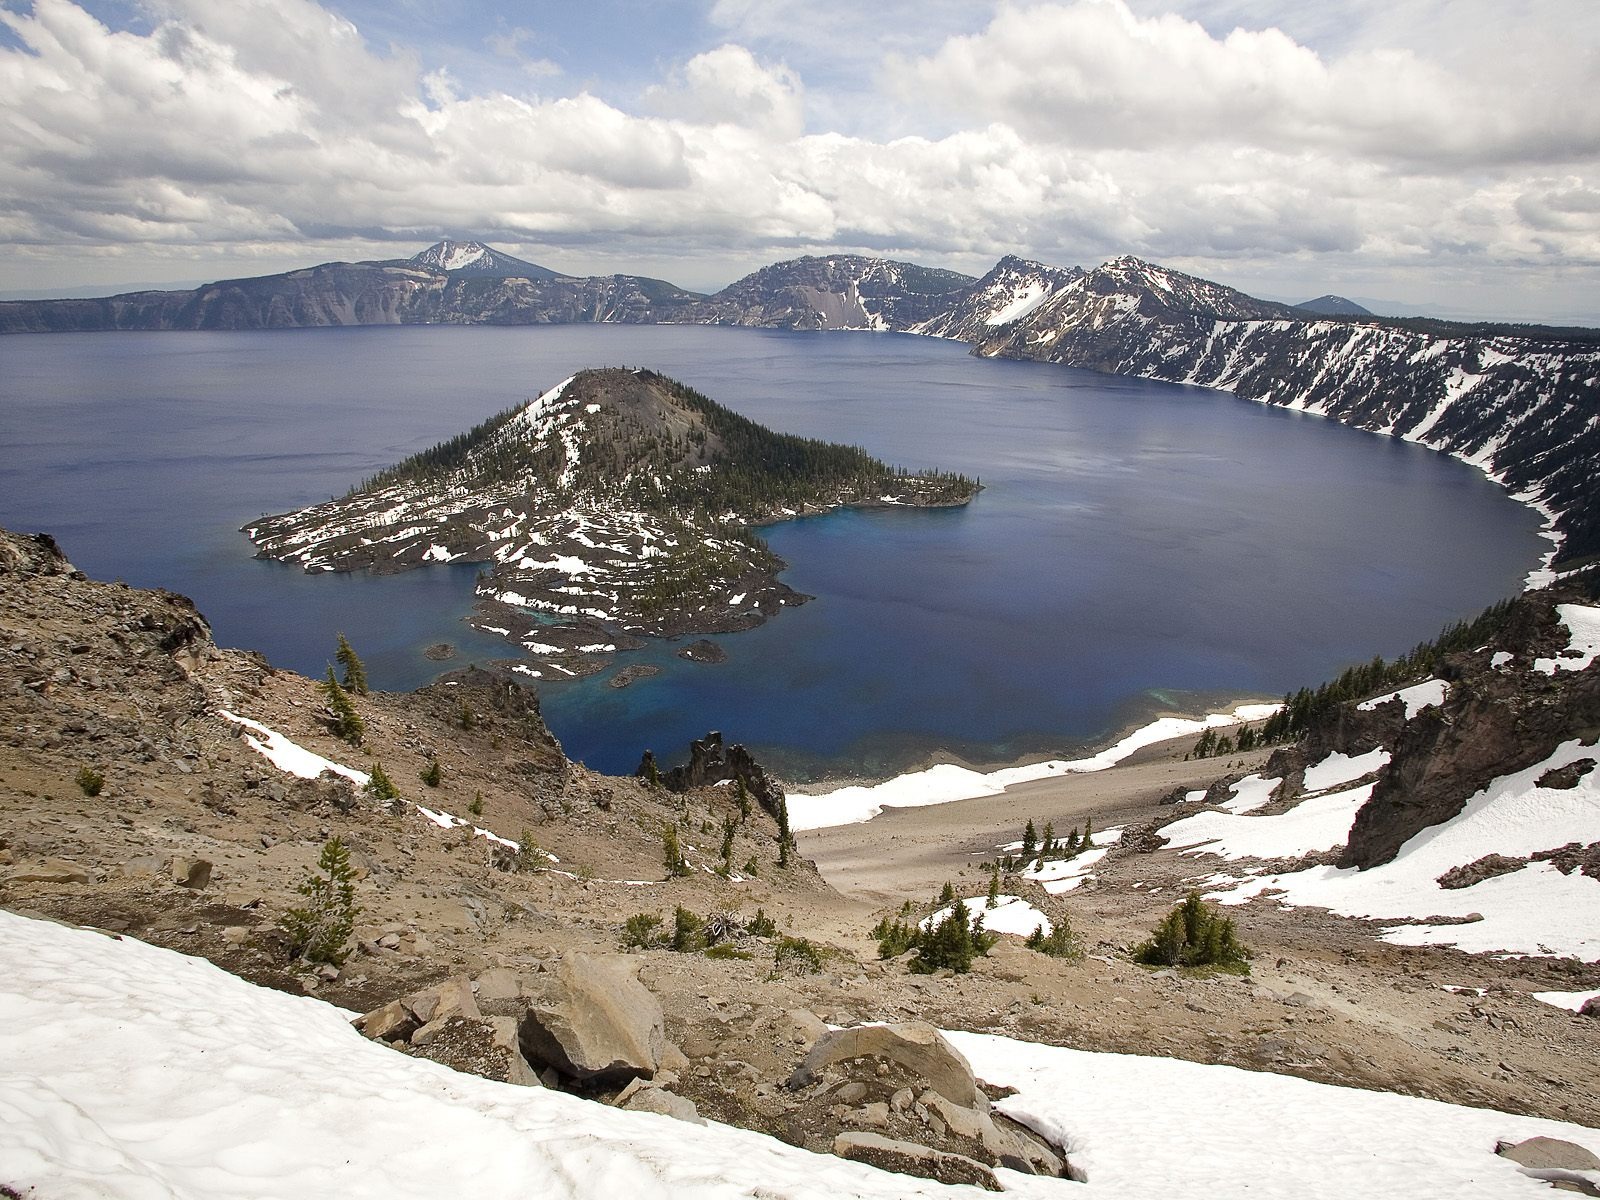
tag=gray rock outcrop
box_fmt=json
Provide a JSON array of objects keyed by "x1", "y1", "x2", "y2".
[{"x1": 517, "y1": 953, "x2": 665, "y2": 1088}]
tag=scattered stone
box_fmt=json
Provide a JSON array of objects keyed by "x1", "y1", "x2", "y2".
[
  {"x1": 789, "y1": 1022, "x2": 979, "y2": 1108},
  {"x1": 621, "y1": 1085, "x2": 705, "y2": 1125},
  {"x1": 171, "y1": 858, "x2": 212, "y2": 889},
  {"x1": 4, "y1": 858, "x2": 92, "y2": 885},
  {"x1": 832, "y1": 1132, "x2": 1000, "y2": 1192}
]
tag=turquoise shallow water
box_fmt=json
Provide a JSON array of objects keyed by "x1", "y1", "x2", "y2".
[{"x1": 0, "y1": 324, "x2": 1546, "y2": 780}]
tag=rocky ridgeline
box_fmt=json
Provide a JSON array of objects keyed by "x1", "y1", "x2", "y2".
[
  {"x1": 247, "y1": 367, "x2": 978, "y2": 678},
  {"x1": 972, "y1": 257, "x2": 1600, "y2": 566}
]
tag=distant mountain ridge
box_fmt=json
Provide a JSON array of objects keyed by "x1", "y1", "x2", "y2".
[
  {"x1": 3, "y1": 240, "x2": 1595, "y2": 567},
  {"x1": 1296, "y1": 294, "x2": 1373, "y2": 317}
]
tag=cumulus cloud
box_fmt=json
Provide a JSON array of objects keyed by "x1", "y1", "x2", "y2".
[
  {"x1": 645, "y1": 45, "x2": 805, "y2": 138},
  {"x1": 890, "y1": 0, "x2": 1600, "y2": 167},
  {"x1": 0, "y1": 0, "x2": 1596, "y2": 320}
]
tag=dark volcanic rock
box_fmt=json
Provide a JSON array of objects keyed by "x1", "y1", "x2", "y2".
[{"x1": 637, "y1": 730, "x2": 786, "y2": 818}]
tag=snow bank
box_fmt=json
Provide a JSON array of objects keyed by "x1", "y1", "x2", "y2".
[
  {"x1": 790, "y1": 703, "x2": 1280, "y2": 831},
  {"x1": 1163, "y1": 784, "x2": 1374, "y2": 861},
  {"x1": 1210, "y1": 739, "x2": 1600, "y2": 960},
  {"x1": 0, "y1": 912, "x2": 1029, "y2": 1200},
  {"x1": 1219, "y1": 774, "x2": 1278, "y2": 814},
  {"x1": 219, "y1": 711, "x2": 369, "y2": 787},
  {"x1": 921, "y1": 895, "x2": 1051, "y2": 938},
  {"x1": 4, "y1": 911, "x2": 1597, "y2": 1200},
  {"x1": 1303, "y1": 748, "x2": 1391, "y2": 792},
  {"x1": 1357, "y1": 679, "x2": 1448, "y2": 718},
  {"x1": 1532, "y1": 987, "x2": 1600, "y2": 1013},
  {"x1": 948, "y1": 1030, "x2": 1600, "y2": 1200},
  {"x1": 1534, "y1": 604, "x2": 1600, "y2": 675}
]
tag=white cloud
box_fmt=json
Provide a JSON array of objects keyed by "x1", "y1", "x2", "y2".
[
  {"x1": 645, "y1": 45, "x2": 805, "y2": 139},
  {"x1": 890, "y1": 0, "x2": 1600, "y2": 167},
  {"x1": 0, "y1": 0, "x2": 1596, "y2": 321}
]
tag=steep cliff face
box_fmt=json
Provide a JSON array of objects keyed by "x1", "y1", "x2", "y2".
[
  {"x1": 1337, "y1": 584, "x2": 1600, "y2": 869},
  {"x1": 974, "y1": 258, "x2": 1600, "y2": 566},
  {"x1": 906, "y1": 255, "x2": 1084, "y2": 341},
  {"x1": 702, "y1": 255, "x2": 975, "y2": 330}
]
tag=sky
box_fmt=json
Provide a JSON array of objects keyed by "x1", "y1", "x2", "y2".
[{"x1": 1, "y1": 0, "x2": 1597, "y2": 322}]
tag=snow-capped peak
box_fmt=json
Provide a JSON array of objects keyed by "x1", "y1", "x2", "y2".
[{"x1": 413, "y1": 240, "x2": 490, "y2": 271}]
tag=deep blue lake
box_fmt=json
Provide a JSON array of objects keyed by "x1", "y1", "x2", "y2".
[{"x1": 0, "y1": 325, "x2": 1545, "y2": 781}]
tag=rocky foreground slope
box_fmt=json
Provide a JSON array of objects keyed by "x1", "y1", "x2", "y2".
[
  {"x1": 246, "y1": 367, "x2": 977, "y2": 678},
  {"x1": 5, "y1": 522, "x2": 1600, "y2": 1180}
]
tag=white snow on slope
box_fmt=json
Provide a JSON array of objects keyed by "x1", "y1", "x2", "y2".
[
  {"x1": 1303, "y1": 747, "x2": 1391, "y2": 792},
  {"x1": 1535, "y1": 604, "x2": 1600, "y2": 675},
  {"x1": 1164, "y1": 784, "x2": 1375, "y2": 861},
  {"x1": 984, "y1": 282, "x2": 1048, "y2": 326},
  {"x1": 7, "y1": 911, "x2": 1597, "y2": 1200},
  {"x1": 1021, "y1": 846, "x2": 1112, "y2": 893},
  {"x1": 219, "y1": 711, "x2": 369, "y2": 787},
  {"x1": 1220, "y1": 774, "x2": 1278, "y2": 813},
  {"x1": 790, "y1": 703, "x2": 1279, "y2": 830},
  {"x1": 0, "y1": 912, "x2": 1037, "y2": 1200},
  {"x1": 946, "y1": 1030, "x2": 1600, "y2": 1200},
  {"x1": 1532, "y1": 987, "x2": 1600, "y2": 1013},
  {"x1": 921, "y1": 895, "x2": 1052, "y2": 938},
  {"x1": 1210, "y1": 739, "x2": 1600, "y2": 960},
  {"x1": 1357, "y1": 679, "x2": 1448, "y2": 718}
]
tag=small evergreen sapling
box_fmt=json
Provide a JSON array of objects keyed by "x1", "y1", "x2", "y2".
[
  {"x1": 663, "y1": 825, "x2": 691, "y2": 877},
  {"x1": 1134, "y1": 891, "x2": 1249, "y2": 971},
  {"x1": 420, "y1": 758, "x2": 442, "y2": 787},
  {"x1": 776, "y1": 796, "x2": 795, "y2": 868},
  {"x1": 75, "y1": 765, "x2": 105, "y2": 797},
  {"x1": 363, "y1": 762, "x2": 399, "y2": 804},
  {"x1": 321, "y1": 668, "x2": 364, "y2": 745},
  {"x1": 335, "y1": 632, "x2": 368, "y2": 695},
  {"x1": 986, "y1": 868, "x2": 1001, "y2": 909},
  {"x1": 282, "y1": 837, "x2": 360, "y2": 965}
]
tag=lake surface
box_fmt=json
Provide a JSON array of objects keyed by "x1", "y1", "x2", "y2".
[{"x1": 0, "y1": 325, "x2": 1546, "y2": 780}]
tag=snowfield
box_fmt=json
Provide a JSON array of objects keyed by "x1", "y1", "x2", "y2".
[
  {"x1": 3, "y1": 911, "x2": 1597, "y2": 1199},
  {"x1": 790, "y1": 703, "x2": 1279, "y2": 830},
  {"x1": 1199, "y1": 738, "x2": 1600, "y2": 961}
]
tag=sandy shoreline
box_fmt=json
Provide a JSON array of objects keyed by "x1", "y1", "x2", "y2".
[{"x1": 787, "y1": 698, "x2": 1279, "y2": 831}]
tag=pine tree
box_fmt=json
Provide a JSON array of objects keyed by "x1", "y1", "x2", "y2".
[
  {"x1": 1041, "y1": 821, "x2": 1056, "y2": 857},
  {"x1": 364, "y1": 762, "x2": 399, "y2": 804},
  {"x1": 663, "y1": 825, "x2": 690, "y2": 877},
  {"x1": 335, "y1": 632, "x2": 368, "y2": 694},
  {"x1": 776, "y1": 796, "x2": 795, "y2": 868},
  {"x1": 420, "y1": 758, "x2": 442, "y2": 787},
  {"x1": 321, "y1": 668, "x2": 364, "y2": 744},
  {"x1": 1021, "y1": 818, "x2": 1038, "y2": 856},
  {"x1": 281, "y1": 837, "x2": 360, "y2": 965},
  {"x1": 719, "y1": 817, "x2": 737, "y2": 874},
  {"x1": 938, "y1": 880, "x2": 956, "y2": 906},
  {"x1": 986, "y1": 867, "x2": 1001, "y2": 909},
  {"x1": 735, "y1": 777, "x2": 752, "y2": 823},
  {"x1": 1082, "y1": 816, "x2": 1093, "y2": 846}
]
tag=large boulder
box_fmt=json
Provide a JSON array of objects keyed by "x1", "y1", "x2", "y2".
[
  {"x1": 833, "y1": 1132, "x2": 999, "y2": 1192},
  {"x1": 518, "y1": 953, "x2": 664, "y2": 1088},
  {"x1": 788, "y1": 1022, "x2": 978, "y2": 1108}
]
